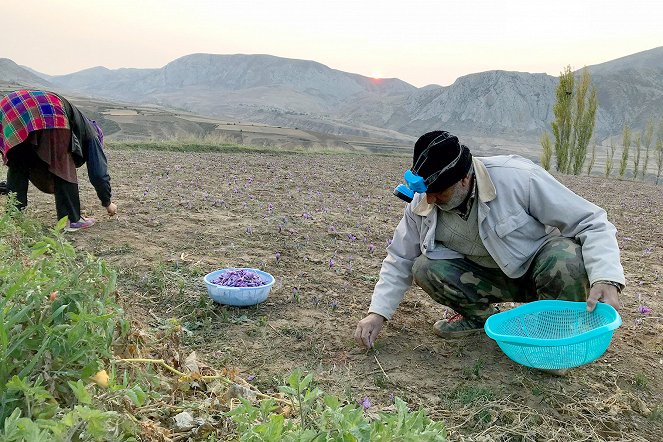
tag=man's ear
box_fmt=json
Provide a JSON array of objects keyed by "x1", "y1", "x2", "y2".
[{"x1": 461, "y1": 174, "x2": 472, "y2": 187}]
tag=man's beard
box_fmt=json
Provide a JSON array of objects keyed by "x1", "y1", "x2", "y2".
[{"x1": 434, "y1": 183, "x2": 471, "y2": 212}]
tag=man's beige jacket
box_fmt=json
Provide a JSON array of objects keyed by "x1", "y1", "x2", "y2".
[{"x1": 369, "y1": 155, "x2": 625, "y2": 320}]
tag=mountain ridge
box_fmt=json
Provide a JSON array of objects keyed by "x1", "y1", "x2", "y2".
[{"x1": 2, "y1": 47, "x2": 662, "y2": 143}]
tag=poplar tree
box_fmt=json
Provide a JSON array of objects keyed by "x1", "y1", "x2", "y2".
[
  {"x1": 605, "y1": 140, "x2": 616, "y2": 177},
  {"x1": 551, "y1": 66, "x2": 574, "y2": 172},
  {"x1": 547, "y1": 66, "x2": 597, "y2": 175},
  {"x1": 632, "y1": 132, "x2": 642, "y2": 180},
  {"x1": 570, "y1": 68, "x2": 598, "y2": 174},
  {"x1": 619, "y1": 124, "x2": 631, "y2": 178},
  {"x1": 641, "y1": 118, "x2": 654, "y2": 180},
  {"x1": 540, "y1": 132, "x2": 553, "y2": 170},
  {"x1": 586, "y1": 142, "x2": 597, "y2": 176},
  {"x1": 656, "y1": 116, "x2": 663, "y2": 185}
]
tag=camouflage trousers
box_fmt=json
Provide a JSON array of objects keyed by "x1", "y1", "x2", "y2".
[{"x1": 412, "y1": 237, "x2": 589, "y2": 321}]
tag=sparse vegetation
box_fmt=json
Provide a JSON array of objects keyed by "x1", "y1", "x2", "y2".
[{"x1": 2, "y1": 142, "x2": 661, "y2": 440}]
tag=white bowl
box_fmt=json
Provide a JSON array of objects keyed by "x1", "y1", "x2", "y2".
[{"x1": 203, "y1": 268, "x2": 274, "y2": 306}]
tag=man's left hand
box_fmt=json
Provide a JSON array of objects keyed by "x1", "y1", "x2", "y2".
[{"x1": 586, "y1": 283, "x2": 620, "y2": 312}]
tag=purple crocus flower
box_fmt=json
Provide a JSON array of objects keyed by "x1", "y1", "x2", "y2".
[
  {"x1": 211, "y1": 269, "x2": 265, "y2": 287},
  {"x1": 246, "y1": 374, "x2": 256, "y2": 382},
  {"x1": 368, "y1": 244, "x2": 376, "y2": 254},
  {"x1": 329, "y1": 258, "x2": 335, "y2": 268},
  {"x1": 638, "y1": 306, "x2": 652, "y2": 314},
  {"x1": 359, "y1": 396, "x2": 372, "y2": 410},
  {"x1": 275, "y1": 252, "x2": 281, "y2": 263}
]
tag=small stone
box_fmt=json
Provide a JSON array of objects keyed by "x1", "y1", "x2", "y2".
[{"x1": 174, "y1": 411, "x2": 195, "y2": 431}]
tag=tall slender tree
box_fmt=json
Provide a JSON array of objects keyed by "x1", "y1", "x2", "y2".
[
  {"x1": 570, "y1": 68, "x2": 598, "y2": 174},
  {"x1": 619, "y1": 124, "x2": 631, "y2": 178},
  {"x1": 641, "y1": 118, "x2": 655, "y2": 180},
  {"x1": 547, "y1": 66, "x2": 597, "y2": 175},
  {"x1": 551, "y1": 66, "x2": 574, "y2": 172},
  {"x1": 656, "y1": 116, "x2": 663, "y2": 185},
  {"x1": 632, "y1": 132, "x2": 642, "y2": 180},
  {"x1": 540, "y1": 132, "x2": 553, "y2": 170},
  {"x1": 586, "y1": 141, "x2": 597, "y2": 176},
  {"x1": 605, "y1": 140, "x2": 616, "y2": 177}
]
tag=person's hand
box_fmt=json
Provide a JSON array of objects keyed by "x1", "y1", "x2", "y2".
[
  {"x1": 586, "y1": 283, "x2": 620, "y2": 312},
  {"x1": 105, "y1": 202, "x2": 117, "y2": 217},
  {"x1": 354, "y1": 313, "x2": 386, "y2": 349}
]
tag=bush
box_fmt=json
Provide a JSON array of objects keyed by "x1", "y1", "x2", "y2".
[
  {"x1": 227, "y1": 369, "x2": 447, "y2": 441},
  {"x1": 0, "y1": 204, "x2": 130, "y2": 440}
]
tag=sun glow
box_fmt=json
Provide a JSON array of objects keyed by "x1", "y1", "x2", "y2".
[{"x1": 371, "y1": 71, "x2": 382, "y2": 79}]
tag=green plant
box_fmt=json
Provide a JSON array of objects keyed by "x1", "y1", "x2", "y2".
[
  {"x1": 586, "y1": 141, "x2": 597, "y2": 175},
  {"x1": 552, "y1": 66, "x2": 575, "y2": 173},
  {"x1": 605, "y1": 140, "x2": 616, "y2": 177},
  {"x1": 634, "y1": 373, "x2": 649, "y2": 390},
  {"x1": 656, "y1": 116, "x2": 663, "y2": 184},
  {"x1": 632, "y1": 132, "x2": 642, "y2": 180},
  {"x1": 0, "y1": 205, "x2": 132, "y2": 439},
  {"x1": 227, "y1": 369, "x2": 447, "y2": 441},
  {"x1": 540, "y1": 132, "x2": 553, "y2": 171},
  {"x1": 570, "y1": 68, "x2": 597, "y2": 175},
  {"x1": 619, "y1": 124, "x2": 631, "y2": 178},
  {"x1": 550, "y1": 66, "x2": 597, "y2": 175},
  {"x1": 449, "y1": 385, "x2": 494, "y2": 406},
  {"x1": 641, "y1": 118, "x2": 655, "y2": 179}
]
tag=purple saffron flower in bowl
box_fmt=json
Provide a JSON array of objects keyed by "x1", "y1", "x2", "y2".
[{"x1": 204, "y1": 268, "x2": 274, "y2": 306}]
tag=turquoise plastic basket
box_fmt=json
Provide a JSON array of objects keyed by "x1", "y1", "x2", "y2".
[{"x1": 484, "y1": 300, "x2": 622, "y2": 369}]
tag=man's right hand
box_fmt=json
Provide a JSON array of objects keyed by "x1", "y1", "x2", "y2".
[{"x1": 354, "y1": 313, "x2": 386, "y2": 349}]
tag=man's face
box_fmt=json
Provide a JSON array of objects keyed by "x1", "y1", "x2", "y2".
[{"x1": 425, "y1": 175, "x2": 471, "y2": 211}]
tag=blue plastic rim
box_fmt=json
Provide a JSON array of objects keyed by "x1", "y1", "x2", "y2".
[
  {"x1": 484, "y1": 300, "x2": 622, "y2": 369},
  {"x1": 203, "y1": 268, "x2": 275, "y2": 307}
]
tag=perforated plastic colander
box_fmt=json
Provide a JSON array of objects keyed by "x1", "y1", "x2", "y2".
[{"x1": 484, "y1": 300, "x2": 622, "y2": 369}]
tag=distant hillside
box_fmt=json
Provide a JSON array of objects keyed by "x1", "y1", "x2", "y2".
[
  {"x1": 3, "y1": 48, "x2": 663, "y2": 144},
  {"x1": 0, "y1": 58, "x2": 52, "y2": 89}
]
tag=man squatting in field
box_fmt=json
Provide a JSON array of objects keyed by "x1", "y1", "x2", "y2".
[
  {"x1": 0, "y1": 90, "x2": 117, "y2": 231},
  {"x1": 355, "y1": 130, "x2": 625, "y2": 349}
]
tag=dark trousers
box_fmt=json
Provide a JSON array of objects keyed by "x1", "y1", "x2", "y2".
[
  {"x1": 412, "y1": 237, "x2": 590, "y2": 321},
  {"x1": 6, "y1": 144, "x2": 81, "y2": 222}
]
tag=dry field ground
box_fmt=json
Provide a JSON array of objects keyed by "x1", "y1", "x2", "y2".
[{"x1": 4, "y1": 146, "x2": 662, "y2": 441}]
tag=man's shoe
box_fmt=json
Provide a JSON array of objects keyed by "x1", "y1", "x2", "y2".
[
  {"x1": 65, "y1": 217, "x2": 96, "y2": 232},
  {"x1": 433, "y1": 313, "x2": 486, "y2": 338}
]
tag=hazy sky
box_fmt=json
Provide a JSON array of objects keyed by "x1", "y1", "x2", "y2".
[{"x1": 4, "y1": 0, "x2": 662, "y2": 87}]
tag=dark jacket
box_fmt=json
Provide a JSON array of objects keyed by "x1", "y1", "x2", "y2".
[{"x1": 59, "y1": 96, "x2": 112, "y2": 207}]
